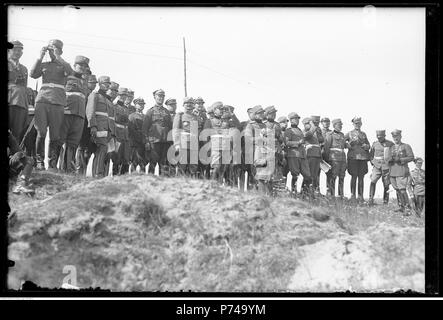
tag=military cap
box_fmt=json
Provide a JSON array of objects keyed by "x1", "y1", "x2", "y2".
[
  {"x1": 288, "y1": 112, "x2": 300, "y2": 119},
  {"x1": 165, "y1": 98, "x2": 177, "y2": 105},
  {"x1": 48, "y1": 39, "x2": 63, "y2": 50},
  {"x1": 376, "y1": 130, "x2": 386, "y2": 136},
  {"x1": 211, "y1": 101, "x2": 224, "y2": 110},
  {"x1": 277, "y1": 116, "x2": 288, "y2": 123},
  {"x1": 414, "y1": 157, "x2": 423, "y2": 163},
  {"x1": 88, "y1": 75, "x2": 98, "y2": 83},
  {"x1": 224, "y1": 105, "x2": 234, "y2": 111},
  {"x1": 74, "y1": 55, "x2": 89, "y2": 66},
  {"x1": 127, "y1": 90, "x2": 134, "y2": 97},
  {"x1": 98, "y1": 76, "x2": 111, "y2": 84},
  {"x1": 118, "y1": 87, "x2": 129, "y2": 95},
  {"x1": 153, "y1": 89, "x2": 165, "y2": 96},
  {"x1": 10, "y1": 40, "x2": 24, "y2": 49},
  {"x1": 391, "y1": 129, "x2": 402, "y2": 136},
  {"x1": 247, "y1": 107, "x2": 253, "y2": 114},
  {"x1": 321, "y1": 117, "x2": 330, "y2": 122},
  {"x1": 195, "y1": 97, "x2": 205, "y2": 103},
  {"x1": 311, "y1": 115, "x2": 321, "y2": 122},
  {"x1": 251, "y1": 105, "x2": 264, "y2": 115},
  {"x1": 109, "y1": 82, "x2": 119, "y2": 90},
  {"x1": 302, "y1": 117, "x2": 312, "y2": 125},
  {"x1": 352, "y1": 116, "x2": 362, "y2": 123},
  {"x1": 183, "y1": 97, "x2": 195, "y2": 105},
  {"x1": 264, "y1": 105, "x2": 277, "y2": 115},
  {"x1": 206, "y1": 105, "x2": 215, "y2": 114},
  {"x1": 332, "y1": 118, "x2": 342, "y2": 125},
  {"x1": 133, "y1": 97, "x2": 145, "y2": 105}
]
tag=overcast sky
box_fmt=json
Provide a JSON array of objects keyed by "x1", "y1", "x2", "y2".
[{"x1": 8, "y1": 6, "x2": 425, "y2": 196}]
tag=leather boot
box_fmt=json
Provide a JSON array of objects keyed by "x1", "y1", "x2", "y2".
[
  {"x1": 48, "y1": 141, "x2": 61, "y2": 170},
  {"x1": 394, "y1": 190, "x2": 404, "y2": 212},
  {"x1": 401, "y1": 189, "x2": 412, "y2": 211},
  {"x1": 328, "y1": 176, "x2": 336, "y2": 198},
  {"x1": 338, "y1": 177, "x2": 344, "y2": 199},
  {"x1": 350, "y1": 176, "x2": 357, "y2": 200},
  {"x1": 291, "y1": 176, "x2": 298, "y2": 198},
  {"x1": 35, "y1": 135, "x2": 46, "y2": 170},
  {"x1": 75, "y1": 148, "x2": 85, "y2": 175},
  {"x1": 368, "y1": 182, "x2": 376, "y2": 206},
  {"x1": 383, "y1": 187, "x2": 390, "y2": 204},
  {"x1": 357, "y1": 176, "x2": 364, "y2": 203},
  {"x1": 66, "y1": 146, "x2": 77, "y2": 173}
]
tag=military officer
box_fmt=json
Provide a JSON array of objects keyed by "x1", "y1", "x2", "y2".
[
  {"x1": 165, "y1": 98, "x2": 178, "y2": 120},
  {"x1": 409, "y1": 157, "x2": 425, "y2": 216},
  {"x1": 164, "y1": 98, "x2": 180, "y2": 176},
  {"x1": 323, "y1": 119, "x2": 347, "y2": 199},
  {"x1": 284, "y1": 112, "x2": 315, "y2": 198},
  {"x1": 30, "y1": 39, "x2": 73, "y2": 171},
  {"x1": 8, "y1": 40, "x2": 29, "y2": 141},
  {"x1": 319, "y1": 117, "x2": 332, "y2": 193},
  {"x1": 59, "y1": 55, "x2": 90, "y2": 173},
  {"x1": 173, "y1": 97, "x2": 200, "y2": 177},
  {"x1": 113, "y1": 87, "x2": 131, "y2": 174},
  {"x1": 23, "y1": 88, "x2": 37, "y2": 159},
  {"x1": 86, "y1": 75, "x2": 113, "y2": 177},
  {"x1": 302, "y1": 116, "x2": 324, "y2": 194},
  {"x1": 277, "y1": 116, "x2": 289, "y2": 190},
  {"x1": 345, "y1": 117, "x2": 371, "y2": 203},
  {"x1": 194, "y1": 97, "x2": 209, "y2": 178},
  {"x1": 368, "y1": 130, "x2": 395, "y2": 205},
  {"x1": 125, "y1": 89, "x2": 136, "y2": 114},
  {"x1": 87, "y1": 74, "x2": 98, "y2": 93},
  {"x1": 142, "y1": 89, "x2": 173, "y2": 175},
  {"x1": 128, "y1": 97, "x2": 147, "y2": 172},
  {"x1": 388, "y1": 129, "x2": 415, "y2": 214}
]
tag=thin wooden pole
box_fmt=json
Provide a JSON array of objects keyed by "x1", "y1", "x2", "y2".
[{"x1": 183, "y1": 37, "x2": 187, "y2": 97}]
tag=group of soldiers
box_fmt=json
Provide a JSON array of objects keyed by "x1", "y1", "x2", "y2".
[{"x1": 8, "y1": 39, "x2": 425, "y2": 216}]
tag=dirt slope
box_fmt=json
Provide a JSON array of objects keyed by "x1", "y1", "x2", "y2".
[{"x1": 7, "y1": 171, "x2": 424, "y2": 292}]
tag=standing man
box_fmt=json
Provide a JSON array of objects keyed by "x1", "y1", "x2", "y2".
[
  {"x1": 409, "y1": 157, "x2": 425, "y2": 216},
  {"x1": 388, "y1": 129, "x2": 415, "y2": 214},
  {"x1": 283, "y1": 112, "x2": 313, "y2": 198},
  {"x1": 194, "y1": 97, "x2": 209, "y2": 178},
  {"x1": 319, "y1": 117, "x2": 332, "y2": 194},
  {"x1": 30, "y1": 39, "x2": 73, "y2": 171},
  {"x1": 165, "y1": 98, "x2": 179, "y2": 176},
  {"x1": 345, "y1": 117, "x2": 371, "y2": 203},
  {"x1": 143, "y1": 89, "x2": 172, "y2": 175},
  {"x1": 128, "y1": 97, "x2": 147, "y2": 172},
  {"x1": 125, "y1": 89, "x2": 136, "y2": 114},
  {"x1": 165, "y1": 98, "x2": 178, "y2": 120},
  {"x1": 8, "y1": 40, "x2": 29, "y2": 141},
  {"x1": 304, "y1": 116, "x2": 324, "y2": 194},
  {"x1": 173, "y1": 97, "x2": 199, "y2": 177},
  {"x1": 59, "y1": 55, "x2": 89, "y2": 173},
  {"x1": 113, "y1": 87, "x2": 131, "y2": 175},
  {"x1": 368, "y1": 130, "x2": 394, "y2": 205},
  {"x1": 277, "y1": 116, "x2": 289, "y2": 192},
  {"x1": 323, "y1": 119, "x2": 347, "y2": 199},
  {"x1": 85, "y1": 76, "x2": 113, "y2": 178}
]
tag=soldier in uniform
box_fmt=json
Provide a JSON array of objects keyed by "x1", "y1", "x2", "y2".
[
  {"x1": 125, "y1": 90, "x2": 136, "y2": 114},
  {"x1": 128, "y1": 97, "x2": 147, "y2": 172},
  {"x1": 59, "y1": 55, "x2": 90, "y2": 173},
  {"x1": 30, "y1": 39, "x2": 73, "y2": 171},
  {"x1": 345, "y1": 117, "x2": 371, "y2": 203},
  {"x1": 388, "y1": 129, "x2": 415, "y2": 214},
  {"x1": 277, "y1": 116, "x2": 289, "y2": 191},
  {"x1": 164, "y1": 98, "x2": 179, "y2": 176},
  {"x1": 303, "y1": 116, "x2": 324, "y2": 194},
  {"x1": 244, "y1": 106, "x2": 267, "y2": 190},
  {"x1": 9, "y1": 130, "x2": 35, "y2": 195},
  {"x1": 87, "y1": 75, "x2": 98, "y2": 93},
  {"x1": 409, "y1": 157, "x2": 425, "y2": 216},
  {"x1": 194, "y1": 97, "x2": 209, "y2": 178},
  {"x1": 86, "y1": 76, "x2": 113, "y2": 178},
  {"x1": 223, "y1": 105, "x2": 242, "y2": 186},
  {"x1": 8, "y1": 40, "x2": 29, "y2": 141},
  {"x1": 173, "y1": 97, "x2": 200, "y2": 177},
  {"x1": 165, "y1": 98, "x2": 178, "y2": 119},
  {"x1": 103, "y1": 81, "x2": 120, "y2": 175},
  {"x1": 284, "y1": 112, "x2": 314, "y2": 198},
  {"x1": 323, "y1": 119, "x2": 347, "y2": 199},
  {"x1": 23, "y1": 88, "x2": 37, "y2": 160},
  {"x1": 113, "y1": 87, "x2": 131, "y2": 175},
  {"x1": 143, "y1": 89, "x2": 173, "y2": 175},
  {"x1": 262, "y1": 106, "x2": 285, "y2": 194},
  {"x1": 319, "y1": 117, "x2": 332, "y2": 194},
  {"x1": 368, "y1": 130, "x2": 394, "y2": 205}
]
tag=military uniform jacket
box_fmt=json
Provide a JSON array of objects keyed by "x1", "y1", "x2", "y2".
[
  {"x1": 8, "y1": 60, "x2": 28, "y2": 109},
  {"x1": 195, "y1": 109, "x2": 208, "y2": 131},
  {"x1": 409, "y1": 168, "x2": 425, "y2": 196},
  {"x1": 65, "y1": 73, "x2": 87, "y2": 118},
  {"x1": 324, "y1": 130, "x2": 347, "y2": 162},
  {"x1": 173, "y1": 111, "x2": 199, "y2": 149},
  {"x1": 30, "y1": 58, "x2": 73, "y2": 106},
  {"x1": 86, "y1": 90, "x2": 113, "y2": 138},
  {"x1": 345, "y1": 129, "x2": 370, "y2": 161},
  {"x1": 244, "y1": 120, "x2": 266, "y2": 160},
  {"x1": 304, "y1": 127, "x2": 324, "y2": 158},
  {"x1": 114, "y1": 101, "x2": 130, "y2": 141},
  {"x1": 106, "y1": 97, "x2": 116, "y2": 137},
  {"x1": 389, "y1": 143, "x2": 414, "y2": 177},
  {"x1": 284, "y1": 125, "x2": 316, "y2": 159},
  {"x1": 128, "y1": 112, "x2": 145, "y2": 146},
  {"x1": 263, "y1": 120, "x2": 284, "y2": 154},
  {"x1": 370, "y1": 139, "x2": 394, "y2": 170},
  {"x1": 143, "y1": 105, "x2": 172, "y2": 143}
]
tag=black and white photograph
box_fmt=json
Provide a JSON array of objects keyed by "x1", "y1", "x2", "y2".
[{"x1": 5, "y1": 4, "x2": 435, "y2": 295}]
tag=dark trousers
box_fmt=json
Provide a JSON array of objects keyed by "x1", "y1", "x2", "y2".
[
  {"x1": 148, "y1": 142, "x2": 170, "y2": 174},
  {"x1": 9, "y1": 105, "x2": 28, "y2": 142},
  {"x1": 307, "y1": 156, "x2": 321, "y2": 190}
]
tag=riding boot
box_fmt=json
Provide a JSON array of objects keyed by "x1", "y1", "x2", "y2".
[
  {"x1": 401, "y1": 189, "x2": 411, "y2": 210},
  {"x1": 338, "y1": 177, "x2": 344, "y2": 199},
  {"x1": 35, "y1": 135, "x2": 46, "y2": 170},
  {"x1": 291, "y1": 176, "x2": 298, "y2": 198},
  {"x1": 48, "y1": 141, "x2": 61, "y2": 170},
  {"x1": 383, "y1": 187, "x2": 390, "y2": 204},
  {"x1": 350, "y1": 176, "x2": 357, "y2": 200},
  {"x1": 368, "y1": 182, "x2": 376, "y2": 206},
  {"x1": 357, "y1": 176, "x2": 364, "y2": 203},
  {"x1": 75, "y1": 148, "x2": 85, "y2": 175},
  {"x1": 394, "y1": 190, "x2": 404, "y2": 212}
]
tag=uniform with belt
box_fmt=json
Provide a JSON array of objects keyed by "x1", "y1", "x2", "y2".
[
  {"x1": 113, "y1": 88, "x2": 131, "y2": 175},
  {"x1": 30, "y1": 39, "x2": 73, "y2": 170},
  {"x1": 323, "y1": 119, "x2": 347, "y2": 198},
  {"x1": 128, "y1": 98, "x2": 147, "y2": 170},
  {"x1": 85, "y1": 77, "x2": 113, "y2": 177},
  {"x1": 369, "y1": 130, "x2": 394, "y2": 205},
  {"x1": 302, "y1": 117, "x2": 324, "y2": 192},
  {"x1": 409, "y1": 159, "x2": 425, "y2": 214},
  {"x1": 22, "y1": 88, "x2": 38, "y2": 159},
  {"x1": 143, "y1": 89, "x2": 172, "y2": 175},
  {"x1": 319, "y1": 117, "x2": 332, "y2": 194},
  {"x1": 345, "y1": 117, "x2": 370, "y2": 201},
  {"x1": 284, "y1": 112, "x2": 314, "y2": 195},
  {"x1": 8, "y1": 40, "x2": 29, "y2": 141}
]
